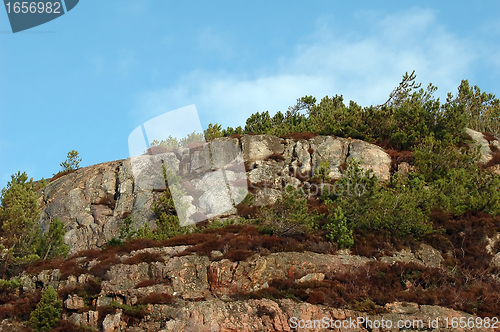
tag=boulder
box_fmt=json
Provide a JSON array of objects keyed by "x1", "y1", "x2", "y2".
[
  {"x1": 102, "y1": 312, "x2": 122, "y2": 332},
  {"x1": 310, "y1": 136, "x2": 349, "y2": 179},
  {"x1": 241, "y1": 135, "x2": 285, "y2": 162},
  {"x1": 64, "y1": 294, "x2": 85, "y2": 310},
  {"x1": 347, "y1": 139, "x2": 391, "y2": 181},
  {"x1": 467, "y1": 128, "x2": 493, "y2": 164},
  {"x1": 68, "y1": 311, "x2": 99, "y2": 329}
]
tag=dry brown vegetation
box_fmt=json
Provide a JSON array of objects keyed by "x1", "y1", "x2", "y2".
[
  {"x1": 266, "y1": 152, "x2": 285, "y2": 162},
  {"x1": 137, "y1": 292, "x2": 174, "y2": 305},
  {"x1": 483, "y1": 132, "x2": 498, "y2": 143},
  {"x1": 281, "y1": 132, "x2": 319, "y2": 140},
  {"x1": 234, "y1": 256, "x2": 500, "y2": 317},
  {"x1": 485, "y1": 150, "x2": 500, "y2": 168},
  {"x1": 173, "y1": 225, "x2": 335, "y2": 261},
  {"x1": 49, "y1": 169, "x2": 77, "y2": 183},
  {"x1": 0, "y1": 290, "x2": 41, "y2": 321}
]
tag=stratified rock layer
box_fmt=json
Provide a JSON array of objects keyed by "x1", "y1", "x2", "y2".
[{"x1": 13, "y1": 243, "x2": 495, "y2": 332}]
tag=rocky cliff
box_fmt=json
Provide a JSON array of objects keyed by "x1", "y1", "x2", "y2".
[
  {"x1": 9, "y1": 238, "x2": 497, "y2": 332},
  {"x1": 38, "y1": 129, "x2": 499, "y2": 254},
  {"x1": 3, "y1": 129, "x2": 497, "y2": 331},
  {"x1": 38, "y1": 133, "x2": 396, "y2": 254}
]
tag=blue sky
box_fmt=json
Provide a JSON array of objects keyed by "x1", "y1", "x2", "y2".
[{"x1": 1, "y1": 1, "x2": 499, "y2": 188}]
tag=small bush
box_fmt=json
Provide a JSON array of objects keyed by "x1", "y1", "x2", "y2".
[
  {"x1": 257, "y1": 185, "x2": 323, "y2": 237},
  {"x1": 0, "y1": 279, "x2": 21, "y2": 305},
  {"x1": 135, "y1": 279, "x2": 162, "y2": 289},
  {"x1": 204, "y1": 123, "x2": 223, "y2": 141},
  {"x1": 323, "y1": 205, "x2": 354, "y2": 248},
  {"x1": 59, "y1": 150, "x2": 82, "y2": 173},
  {"x1": 89, "y1": 254, "x2": 120, "y2": 279},
  {"x1": 28, "y1": 286, "x2": 62, "y2": 332},
  {"x1": 223, "y1": 249, "x2": 255, "y2": 262},
  {"x1": 311, "y1": 160, "x2": 331, "y2": 182},
  {"x1": 281, "y1": 132, "x2": 318, "y2": 140}
]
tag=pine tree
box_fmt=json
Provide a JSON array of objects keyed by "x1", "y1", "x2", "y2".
[
  {"x1": 59, "y1": 150, "x2": 82, "y2": 173},
  {"x1": 38, "y1": 217, "x2": 70, "y2": 260},
  {"x1": 0, "y1": 172, "x2": 41, "y2": 278},
  {"x1": 28, "y1": 285, "x2": 62, "y2": 331}
]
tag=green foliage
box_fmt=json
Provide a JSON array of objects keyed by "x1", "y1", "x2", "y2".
[
  {"x1": 119, "y1": 216, "x2": 138, "y2": 241},
  {"x1": 109, "y1": 301, "x2": 148, "y2": 318},
  {"x1": 37, "y1": 178, "x2": 47, "y2": 189},
  {"x1": 204, "y1": 123, "x2": 223, "y2": 141},
  {"x1": 221, "y1": 125, "x2": 243, "y2": 137},
  {"x1": 59, "y1": 150, "x2": 81, "y2": 173},
  {"x1": 150, "y1": 135, "x2": 180, "y2": 151},
  {"x1": 179, "y1": 131, "x2": 204, "y2": 146},
  {"x1": 37, "y1": 217, "x2": 70, "y2": 260},
  {"x1": 0, "y1": 172, "x2": 41, "y2": 276},
  {"x1": 240, "y1": 193, "x2": 255, "y2": 206},
  {"x1": 0, "y1": 278, "x2": 21, "y2": 290},
  {"x1": 349, "y1": 174, "x2": 432, "y2": 238},
  {"x1": 378, "y1": 70, "x2": 423, "y2": 108},
  {"x1": 323, "y1": 205, "x2": 354, "y2": 248},
  {"x1": 388, "y1": 85, "x2": 440, "y2": 149},
  {"x1": 323, "y1": 159, "x2": 377, "y2": 202},
  {"x1": 136, "y1": 166, "x2": 190, "y2": 241},
  {"x1": 0, "y1": 172, "x2": 69, "y2": 278},
  {"x1": 28, "y1": 285, "x2": 62, "y2": 332},
  {"x1": 325, "y1": 161, "x2": 432, "y2": 238},
  {"x1": 411, "y1": 134, "x2": 500, "y2": 215},
  {"x1": 312, "y1": 160, "x2": 331, "y2": 182},
  {"x1": 105, "y1": 237, "x2": 124, "y2": 247},
  {"x1": 150, "y1": 131, "x2": 204, "y2": 151},
  {"x1": 452, "y1": 79, "x2": 500, "y2": 137},
  {"x1": 244, "y1": 110, "x2": 276, "y2": 134},
  {"x1": 413, "y1": 135, "x2": 480, "y2": 182},
  {"x1": 107, "y1": 216, "x2": 141, "y2": 246},
  {"x1": 196, "y1": 218, "x2": 242, "y2": 232},
  {"x1": 220, "y1": 71, "x2": 469, "y2": 150},
  {"x1": 259, "y1": 185, "x2": 323, "y2": 236},
  {"x1": 429, "y1": 167, "x2": 500, "y2": 216},
  {"x1": 308, "y1": 95, "x2": 367, "y2": 139}
]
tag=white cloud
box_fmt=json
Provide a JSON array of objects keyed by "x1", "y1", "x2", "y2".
[{"x1": 132, "y1": 8, "x2": 489, "y2": 130}]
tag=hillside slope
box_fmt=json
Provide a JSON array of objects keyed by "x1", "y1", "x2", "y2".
[{"x1": 1, "y1": 129, "x2": 499, "y2": 331}]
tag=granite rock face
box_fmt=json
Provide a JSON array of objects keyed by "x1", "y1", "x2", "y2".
[
  {"x1": 37, "y1": 130, "x2": 498, "y2": 254},
  {"x1": 466, "y1": 128, "x2": 495, "y2": 164},
  {"x1": 12, "y1": 244, "x2": 496, "y2": 332},
  {"x1": 37, "y1": 134, "x2": 394, "y2": 253}
]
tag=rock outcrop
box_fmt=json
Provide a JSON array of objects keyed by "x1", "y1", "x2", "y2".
[
  {"x1": 11, "y1": 243, "x2": 495, "y2": 332},
  {"x1": 36, "y1": 130, "x2": 499, "y2": 254},
  {"x1": 5, "y1": 124, "x2": 499, "y2": 330},
  {"x1": 37, "y1": 134, "x2": 394, "y2": 254}
]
